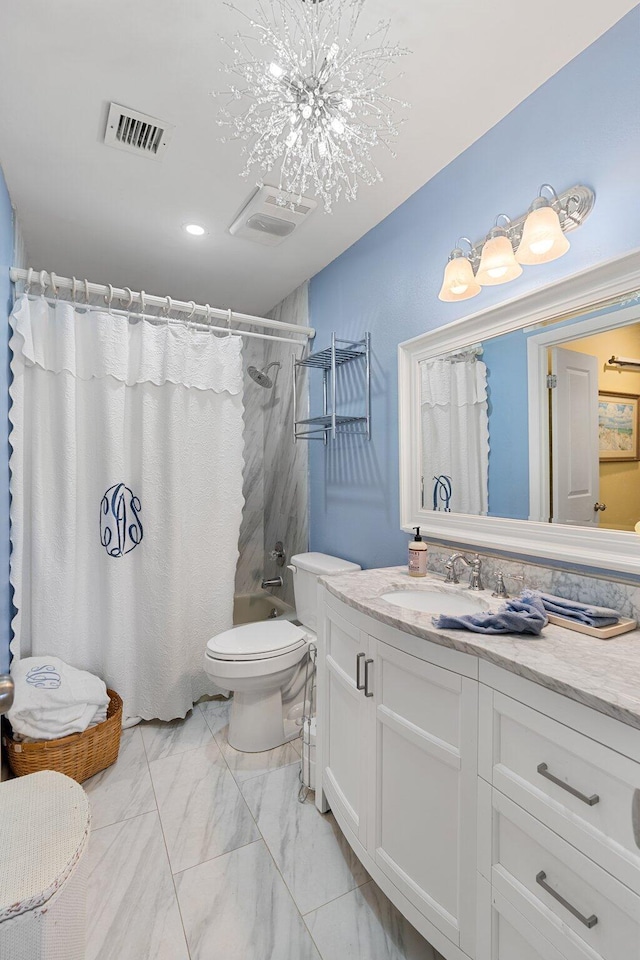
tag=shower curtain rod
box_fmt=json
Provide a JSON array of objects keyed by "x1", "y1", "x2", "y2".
[{"x1": 9, "y1": 267, "x2": 315, "y2": 343}]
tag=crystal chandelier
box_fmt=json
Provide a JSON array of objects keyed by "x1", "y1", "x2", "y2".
[{"x1": 214, "y1": 0, "x2": 409, "y2": 212}]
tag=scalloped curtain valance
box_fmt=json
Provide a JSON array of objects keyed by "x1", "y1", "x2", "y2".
[
  {"x1": 10, "y1": 295, "x2": 243, "y2": 393},
  {"x1": 420, "y1": 355, "x2": 488, "y2": 408}
]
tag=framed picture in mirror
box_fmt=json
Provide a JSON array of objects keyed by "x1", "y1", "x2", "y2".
[{"x1": 598, "y1": 392, "x2": 639, "y2": 461}]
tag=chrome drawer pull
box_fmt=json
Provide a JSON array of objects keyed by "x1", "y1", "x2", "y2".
[
  {"x1": 536, "y1": 871, "x2": 598, "y2": 929},
  {"x1": 537, "y1": 763, "x2": 600, "y2": 806},
  {"x1": 364, "y1": 658, "x2": 374, "y2": 697},
  {"x1": 356, "y1": 652, "x2": 365, "y2": 691}
]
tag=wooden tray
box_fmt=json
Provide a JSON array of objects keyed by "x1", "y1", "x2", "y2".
[{"x1": 547, "y1": 613, "x2": 637, "y2": 639}]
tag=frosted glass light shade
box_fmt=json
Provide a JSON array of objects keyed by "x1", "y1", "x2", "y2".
[
  {"x1": 516, "y1": 205, "x2": 570, "y2": 265},
  {"x1": 438, "y1": 254, "x2": 481, "y2": 302},
  {"x1": 476, "y1": 234, "x2": 522, "y2": 286}
]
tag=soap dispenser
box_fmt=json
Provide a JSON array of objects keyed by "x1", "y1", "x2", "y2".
[{"x1": 408, "y1": 527, "x2": 427, "y2": 578}]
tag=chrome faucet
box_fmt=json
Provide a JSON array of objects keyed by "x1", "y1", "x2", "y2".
[
  {"x1": 492, "y1": 571, "x2": 525, "y2": 599},
  {"x1": 444, "y1": 553, "x2": 484, "y2": 591}
]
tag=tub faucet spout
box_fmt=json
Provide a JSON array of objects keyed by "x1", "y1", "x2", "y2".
[{"x1": 262, "y1": 576, "x2": 283, "y2": 590}]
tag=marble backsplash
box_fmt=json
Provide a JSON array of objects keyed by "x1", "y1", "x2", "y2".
[{"x1": 424, "y1": 541, "x2": 640, "y2": 623}]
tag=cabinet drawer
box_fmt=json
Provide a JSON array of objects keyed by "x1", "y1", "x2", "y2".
[
  {"x1": 486, "y1": 788, "x2": 640, "y2": 960},
  {"x1": 477, "y1": 875, "x2": 566, "y2": 960},
  {"x1": 480, "y1": 688, "x2": 640, "y2": 893}
]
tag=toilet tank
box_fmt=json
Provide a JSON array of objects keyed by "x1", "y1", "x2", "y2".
[{"x1": 288, "y1": 553, "x2": 361, "y2": 632}]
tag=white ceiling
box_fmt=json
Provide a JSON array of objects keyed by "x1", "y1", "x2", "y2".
[{"x1": 0, "y1": 0, "x2": 636, "y2": 316}]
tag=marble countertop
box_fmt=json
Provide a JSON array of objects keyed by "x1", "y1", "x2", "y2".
[{"x1": 320, "y1": 566, "x2": 640, "y2": 731}]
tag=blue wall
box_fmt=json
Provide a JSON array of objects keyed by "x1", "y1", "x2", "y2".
[
  {"x1": 0, "y1": 169, "x2": 13, "y2": 673},
  {"x1": 309, "y1": 8, "x2": 640, "y2": 569},
  {"x1": 483, "y1": 330, "x2": 530, "y2": 520}
]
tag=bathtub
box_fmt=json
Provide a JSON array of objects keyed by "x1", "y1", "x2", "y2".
[{"x1": 233, "y1": 592, "x2": 296, "y2": 625}]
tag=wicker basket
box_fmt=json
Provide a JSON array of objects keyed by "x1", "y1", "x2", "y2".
[{"x1": 3, "y1": 689, "x2": 123, "y2": 783}]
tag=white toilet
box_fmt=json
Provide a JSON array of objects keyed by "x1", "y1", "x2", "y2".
[{"x1": 204, "y1": 552, "x2": 360, "y2": 752}]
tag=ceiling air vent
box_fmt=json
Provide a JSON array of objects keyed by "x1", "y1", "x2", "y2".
[
  {"x1": 104, "y1": 102, "x2": 174, "y2": 161},
  {"x1": 229, "y1": 186, "x2": 317, "y2": 246}
]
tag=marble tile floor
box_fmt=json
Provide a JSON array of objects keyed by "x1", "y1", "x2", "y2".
[{"x1": 83, "y1": 699, "x2": 443, "y2": 960}]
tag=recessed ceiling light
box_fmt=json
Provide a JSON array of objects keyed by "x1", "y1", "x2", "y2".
[{"x1": 184, "y1": 223, "x2": 206, "y2": 236}]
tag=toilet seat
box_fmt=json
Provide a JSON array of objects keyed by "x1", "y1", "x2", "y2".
[{"x1": 206, "y1": 620, "x2": 307, "y2": 662}]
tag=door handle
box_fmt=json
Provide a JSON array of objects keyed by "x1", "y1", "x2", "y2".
[
  {"x1": 356, "y1": 652, "x2": 365, "y2": 691},
  {"x1": 364, "y1": 658, "x2": 374, "y2": 697},
  {"x1": 593, "y1": 502, "x2": 607, "y2": 512},
  {"x1": 537, "y1": 763, "x2": 599, "y2": 806},
  {"x1": 536, "y1": 871, "x2": 598, "y2": 929}
]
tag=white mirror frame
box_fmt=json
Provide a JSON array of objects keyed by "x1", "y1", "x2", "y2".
[{"x1": 398, "y1": 249, "x2": 640, "y2": 576}]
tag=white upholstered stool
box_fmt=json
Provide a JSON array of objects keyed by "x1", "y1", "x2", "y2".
[{"x1": 0, "y1": 770, "x2": 91, "y2": 960}]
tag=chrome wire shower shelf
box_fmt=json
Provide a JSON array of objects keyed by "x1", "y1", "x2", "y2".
[{"x1": 293, "y1": 334, "x2": 371, "y2": 443}]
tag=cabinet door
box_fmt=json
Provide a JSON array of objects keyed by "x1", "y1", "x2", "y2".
[
  {"x1": 320, "y1": 603, "x2": 369, "y2": 847},
  {"x1": 368, "y1": 638, "x2": 478, "y2": 953}
]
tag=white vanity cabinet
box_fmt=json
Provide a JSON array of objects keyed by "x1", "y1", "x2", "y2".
[
  {"x1": 318, "y1": 589, "x2": 479, "y2": 959},
  {"x1": 317, "y1": 583, "x2": 640, "y2": 960}
]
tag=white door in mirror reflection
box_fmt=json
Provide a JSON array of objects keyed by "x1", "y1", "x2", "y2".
[{"x1": 551, "y1": 347, "x2": 599, "y2": 525}]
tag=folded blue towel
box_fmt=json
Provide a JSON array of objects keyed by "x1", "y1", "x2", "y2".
[
  {"x1": 432, "y1": 594, "x2": 547, "y2": 636},
  {"x1": 521, "y1": 590, "x2": 620, "y2": 628}
]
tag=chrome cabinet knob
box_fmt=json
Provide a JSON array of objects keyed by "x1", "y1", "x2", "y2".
[{"x1": 593, "y1": 502, "x2": 607, "y2": 512}]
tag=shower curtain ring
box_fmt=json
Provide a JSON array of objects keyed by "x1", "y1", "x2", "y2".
[
  {"x1": 25, "y1": 267, "x2": 33, "y2": 294},
  {"x1": 105, "y1": 284, "x2": 114, "y2": 312},
  {"x1": 50, "y1": 272, "x2": 59, "y2": 300},
  {"x1": 163, "y1": 296, "x2": 173, "y2": 324},
  {"x1": 205, "y1": 304, "x2": 211, "y2": 327},
  {"x1": 227, "y1": 308, "x2": 233, "y2": 337},
  {"x1": 186, "y1": 301, "x2": 196, "y2": 330},
  {"x1": 83, "y1": 279, "x2": 90, "y2": 304},
  {"x1": 39, "y1": 270, "x2": 47, "y2": 296},
  {"x1": 71, "y1": 277, "x2": 78, "y2": 302},
  {"x1": 122, "y1": 287, "x2": 133, "y2": 310},
  {"x1": 140, "y1": 291, "x2": 146, "y2": 315}
]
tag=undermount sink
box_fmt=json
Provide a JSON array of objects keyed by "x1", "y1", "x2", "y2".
[{"x1": 379, "y1": 588, "x2": 489, "y2": 616}]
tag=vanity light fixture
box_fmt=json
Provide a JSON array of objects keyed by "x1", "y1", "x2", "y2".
[
  {"x1": 475, "y1": 216, "x2": 523, "y2": 286},
  {"x1": 437, "y1": 183, "x2": 594, "y2": 303},
  {"x1": 516, "y1": 185, "x2": 570, "y2": 265},
  {"x1": 438, "y1": 238, "x2": 481, "y2": 302}
]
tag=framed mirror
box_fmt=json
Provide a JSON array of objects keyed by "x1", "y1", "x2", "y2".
[{"x1": 398, "y1": 250, "x2": 640, "y2": 575}]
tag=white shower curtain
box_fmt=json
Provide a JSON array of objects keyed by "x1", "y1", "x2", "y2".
[
  {"x1": 9, "y1": 295, "x2": 245, "y2": 721},
  {"x1": 421, "y1": 355, "x2": 489, "y2": 515}
]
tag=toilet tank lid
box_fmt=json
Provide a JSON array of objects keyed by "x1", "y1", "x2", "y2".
[{"x1": 290, "y1": 552, "x2": 361, "y2": 575}]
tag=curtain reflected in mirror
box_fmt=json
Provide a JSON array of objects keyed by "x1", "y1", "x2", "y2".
[{"x1": 420, "y1": 347, "x2": 489, "y2": 516}]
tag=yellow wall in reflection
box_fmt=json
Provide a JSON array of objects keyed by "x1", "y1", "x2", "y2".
[{"x1": 566, "y1": 323, "x2": 640, "y2": 531}]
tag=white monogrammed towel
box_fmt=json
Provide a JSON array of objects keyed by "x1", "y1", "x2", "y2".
[{"x1": 7, "y1": 656, "x2": 109, "y2": 740}]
